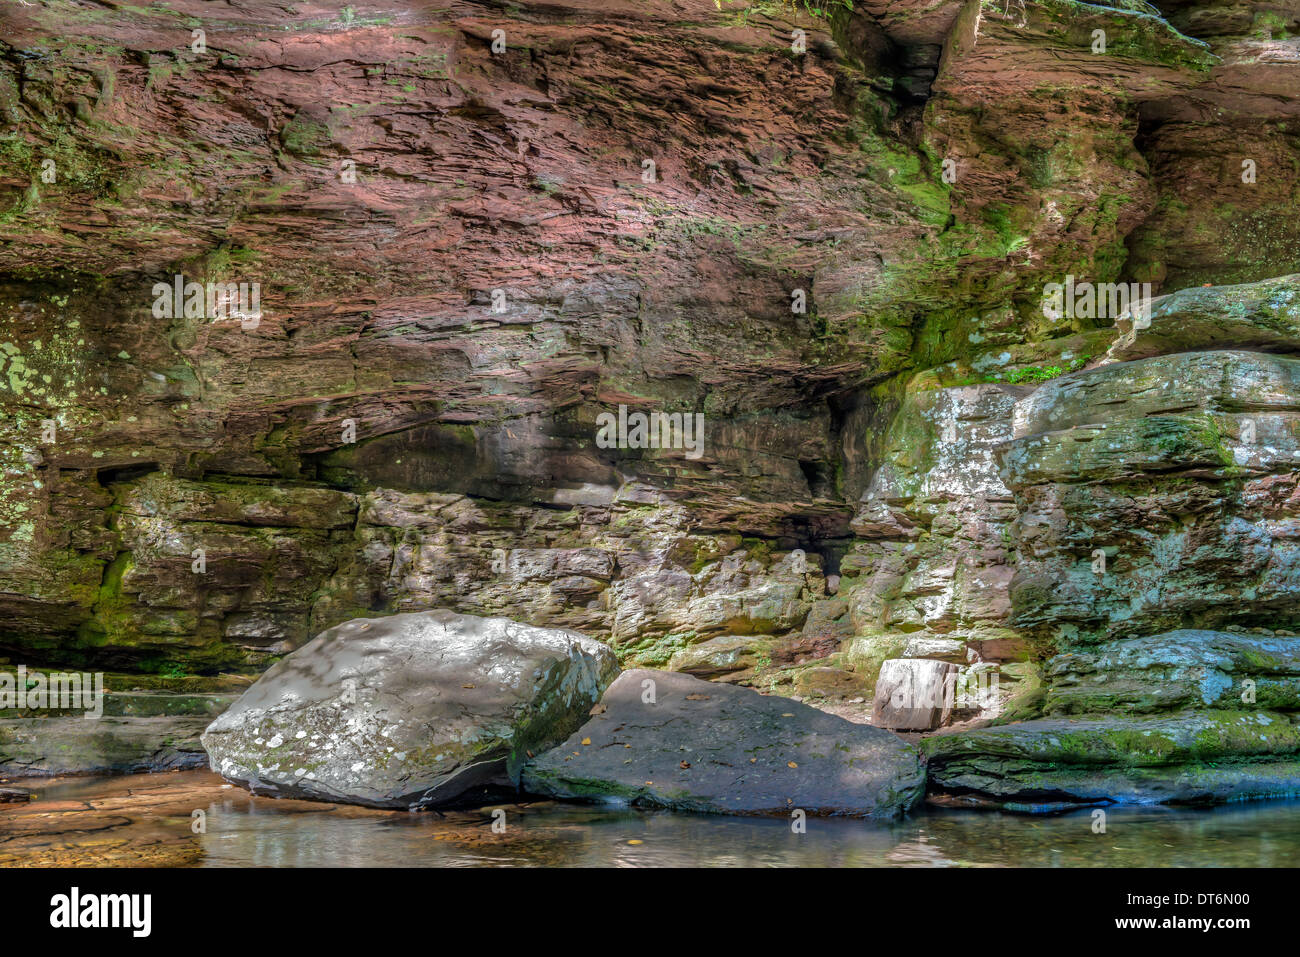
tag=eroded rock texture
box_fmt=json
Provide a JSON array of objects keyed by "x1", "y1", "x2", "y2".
[{"x1": 1, "y1": 1, "x2": 1300, "y2": 802}]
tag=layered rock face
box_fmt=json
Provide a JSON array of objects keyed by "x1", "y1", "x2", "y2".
[
  {"x1": 846, "y1": 384, "x2": 1030, "y2": 661},
  {"x1": 1, "y1": 1, "x2": 1299, "y2": 803},
  {"x1": 1004, "y1": 348, "x2": 1300, "y2": 645},
  {"x1": 925, "y1": 278, "x2": 1300, "y2": 804}
]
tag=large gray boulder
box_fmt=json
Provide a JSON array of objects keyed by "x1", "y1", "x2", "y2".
[
  {"x1": 202, "y1": 610, "x2": 619, "y2": 809},
  {"x1": 521, "y1": 669, "x2": 924, "y2": 819}
]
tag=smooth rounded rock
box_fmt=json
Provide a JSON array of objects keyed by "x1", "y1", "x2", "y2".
[
  {"x1": 202, "y1": 610, "x2": 619, "y2": 809},
  {"x1": 521, "y1": 669, "x2": 924, "y2": 819}
]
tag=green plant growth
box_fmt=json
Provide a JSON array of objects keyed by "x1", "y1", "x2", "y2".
[
  {"x1": 984, "y1": 355, "x2": 1091, "y2": 384},
  {"x1": 714, "y1": 0, "x2": 855, "y2": 24}
]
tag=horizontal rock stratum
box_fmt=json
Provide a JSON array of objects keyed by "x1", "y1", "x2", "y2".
[
  {"x1": 521, "y1": 669, "x2": 924, "y2": 818},
  {"x1": 202, "y1": 611, "x2": 619, "y2": 809},
  {"x1": 923, "y1": 709, "x2": 1300, "y2": 805}
]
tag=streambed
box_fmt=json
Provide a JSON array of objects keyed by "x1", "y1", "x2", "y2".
[{"x1": 2, "y1": 771, "x2": 1297, "y2": 868}]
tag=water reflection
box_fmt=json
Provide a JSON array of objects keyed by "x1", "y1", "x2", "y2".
[
  {"x1": 5, "y1": 773, "x2": 1299, "y2": 867},
  {"x1": 200, "y1": 796, "x2": 1300, "y2": 868}
]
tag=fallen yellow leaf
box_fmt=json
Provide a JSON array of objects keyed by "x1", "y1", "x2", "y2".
[
  {"x1": 787, "y1": 761, "x2": 798, "y2": 768},
  {"x1": 581, "y1": 737, "x2": 591, "y2": 746}
]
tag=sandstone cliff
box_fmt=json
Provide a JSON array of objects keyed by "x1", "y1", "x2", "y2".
[{"x1": 2, "y1": 0, "x2": 1299, "y2": 805}]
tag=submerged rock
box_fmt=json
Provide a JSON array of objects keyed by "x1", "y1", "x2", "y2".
[
  {"x1": 202, "y1": 611, "x2": 619, "y2": 809},
  {"x1": 521, "y1": 669, "x2": 924, "y2": 819}
]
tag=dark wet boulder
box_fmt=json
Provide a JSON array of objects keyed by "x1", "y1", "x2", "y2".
[
  {"x1": 521, "y1": 669, "x2": 924, "y2": 819},
  {"x1": 202, "y1": 611, "x2": 619, "y2": 809}
]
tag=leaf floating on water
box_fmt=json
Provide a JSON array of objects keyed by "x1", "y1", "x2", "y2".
[
  {"x1": 628, "y1": 839, "x2": 643, "y2": 845},
  {"x1": 679, "y1": 760, "x2": 691, "y2": 769},
  {"x1": 787, "y1": 761, "x2": 798, "y2": 768},
  {"x1": 581, "y1": 737, "x2": 591, "y2": 746},
  {"x1": 462, "y1": 684, "x2": 475, "y2": 689},
  {"x1": 781, "y1": 713, "x2": 794, "y2": 717}
]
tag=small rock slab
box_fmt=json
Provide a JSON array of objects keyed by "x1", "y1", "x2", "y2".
[
  {"x1": 0, "y1": 786, "x2": 32, "y2": 803},
  {"x1": 872, "y1": 658, "x2": 958, "y2": 730},
  {"x1": 521, "y1": 669, "x2": 924, "y2": 819}
]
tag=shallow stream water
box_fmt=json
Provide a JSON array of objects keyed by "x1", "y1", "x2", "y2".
[{"x1": 3, "y1": 771, "x2": 1298, "y2": 867}]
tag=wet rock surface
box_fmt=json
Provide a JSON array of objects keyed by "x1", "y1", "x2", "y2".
[
  {"x1": 521, "y1": 669, "x2": 924, "y2": 818},
  {"x1": 925, "y1": 286, "x2": 1300, "y2": 805},
  {"x1": 203, "y1": 610, "x2": 619, "y2": 809},
  {"x1": 1002, "y1": 350, "x2": 1300, "y2": 644},
  {"x1": 1045, "y1": 630, "x2": 1300, "y2": 714}
]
